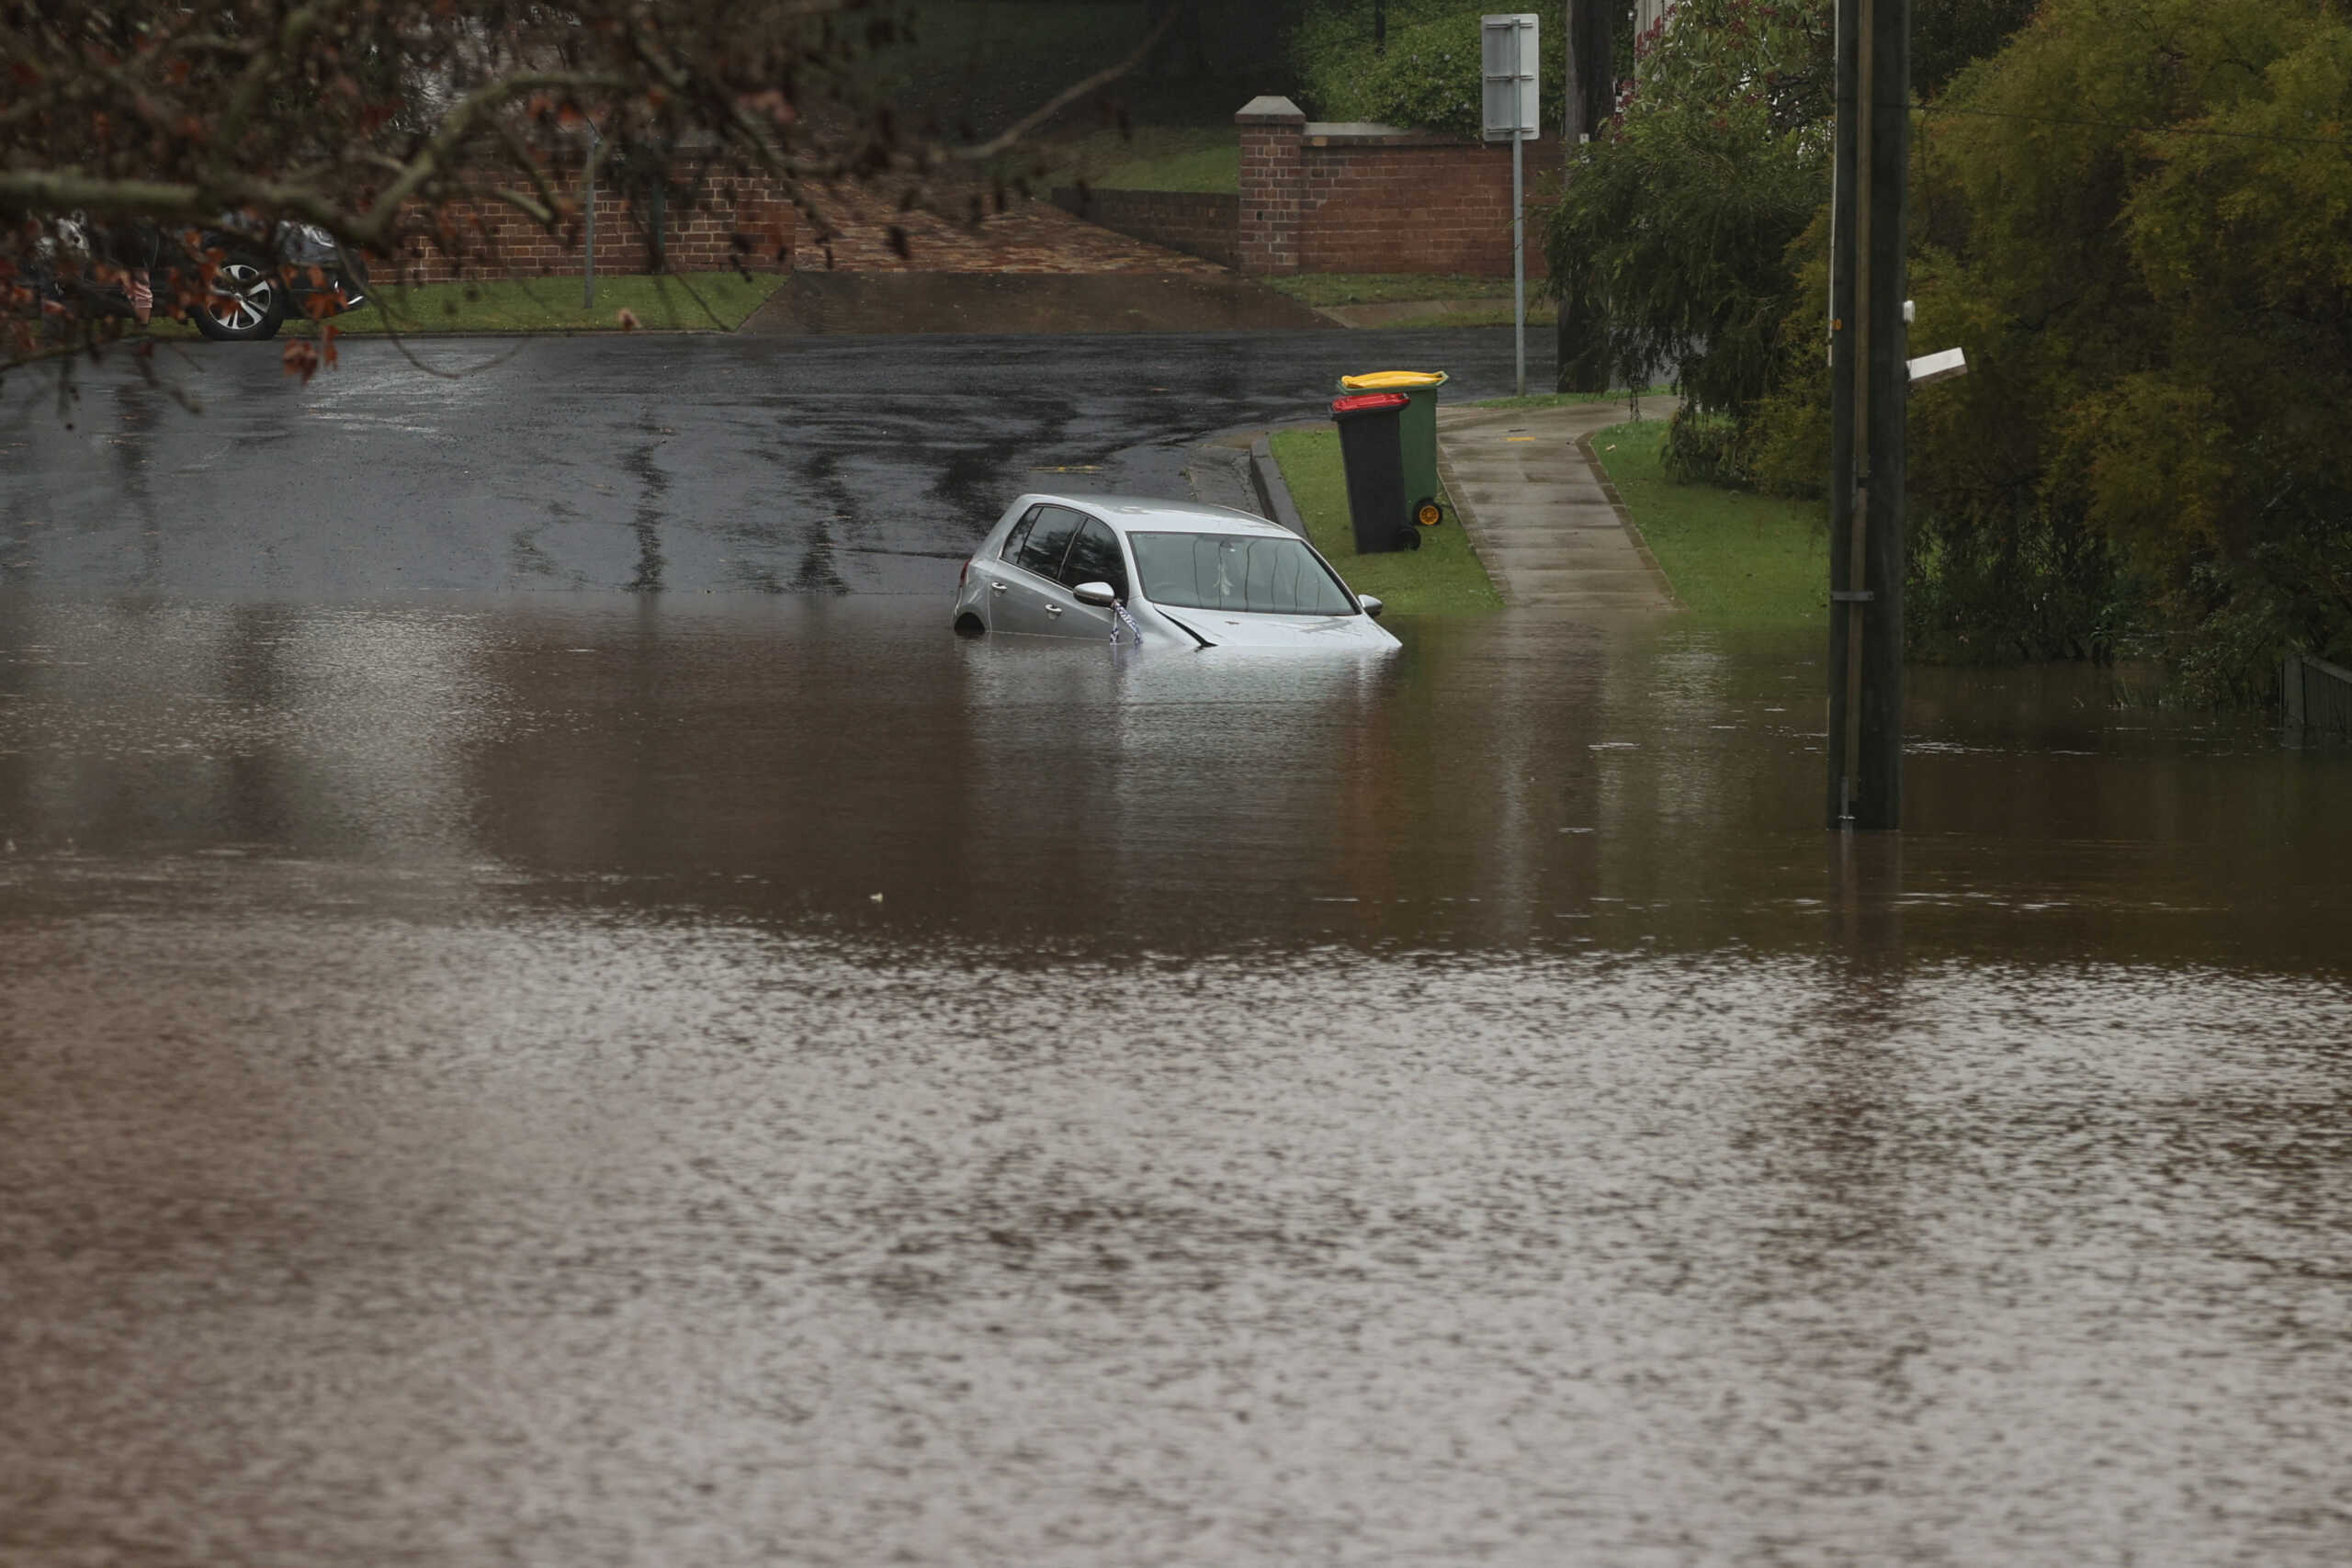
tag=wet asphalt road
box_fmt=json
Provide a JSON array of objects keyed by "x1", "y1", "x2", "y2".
[{"x1": 0, "y1": 327, "x2": 1556, "y2": 599}]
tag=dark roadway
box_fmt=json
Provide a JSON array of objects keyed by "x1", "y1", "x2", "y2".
[{"x1": 0, "y1": 326, "x2": 1559, "y2": 600}]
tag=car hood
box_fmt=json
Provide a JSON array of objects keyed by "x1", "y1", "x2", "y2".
[{"x1": 1151, "y1": 606, "x2": 1400, "y2": 650}]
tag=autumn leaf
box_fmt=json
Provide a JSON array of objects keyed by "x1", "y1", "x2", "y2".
[
  {"x1": 281, "y1": 339, "x2": 321, "y2": 384},
  {"x1": 616, "y1": 308, "x2": 639, "y2": 331}
]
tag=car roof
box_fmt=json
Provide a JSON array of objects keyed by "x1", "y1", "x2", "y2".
[{"x1": 1017, "y1": 493, "x2": 1294, "y2": 540}]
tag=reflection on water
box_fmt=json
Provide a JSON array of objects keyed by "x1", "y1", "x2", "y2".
[
  {"x1": 2, "y1": 595, "x2": 2348, "y2": 1566},
  {"x1": 4, "y1": 594, "x2": 2341, "y2": 963}
]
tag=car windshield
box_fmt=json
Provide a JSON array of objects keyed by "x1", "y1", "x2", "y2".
[{"x1": 1126, "y1": 532, "x2": 1358, "y2": 617}]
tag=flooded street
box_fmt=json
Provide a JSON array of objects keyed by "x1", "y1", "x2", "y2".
[{"x1": 4, "y1": 594, "x2": 2348, "y2": 1565}]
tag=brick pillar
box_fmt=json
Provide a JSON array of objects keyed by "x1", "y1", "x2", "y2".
[{"x1": 1236, "y1": 96, "x2": 1306, "y2": 276}]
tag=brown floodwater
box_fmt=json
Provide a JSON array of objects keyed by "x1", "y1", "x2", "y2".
[{"x1": 3, "y1": 594, "x2": 2348, "y2": 1566}]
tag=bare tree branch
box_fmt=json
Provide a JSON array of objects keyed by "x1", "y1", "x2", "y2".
[
  {"x1": 216, "y1": 0, "x2": 351, "y2": 155},
  {"x1": 3, "y1": 0, "x2": 1184, "y2": 389},
  {"x1": 954, "y1": 6, "x2": 1182, "y2": 162},
  {"x1": 0, "y1": 169, "x2": 350, "y2": 232},
  {"x1": 355, "y1": 73, "x2": 636, "y2": 245}
]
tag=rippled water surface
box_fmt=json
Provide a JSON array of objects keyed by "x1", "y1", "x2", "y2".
[{"x1": 3, "y1": 596, "x2": 2348, "y2": 1566}]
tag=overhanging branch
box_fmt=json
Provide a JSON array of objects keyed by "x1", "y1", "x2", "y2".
[
  {"x1": 0, "y1": 169, "x2": 353, "y2": 233},
  {"x1": 356, "y1": 73, "x2": 635, "y2": 242},
  {"x1": 952, "y1": 6, "x2": 1182, "y2": 162}
]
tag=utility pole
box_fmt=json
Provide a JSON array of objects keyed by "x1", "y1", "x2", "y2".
[
  {"x1": 1563, "y1": 0, "x2": 1613, "y2": 145},
  {"x1": 1555, "y1": 0, "x2": 1616, "y2": 391},
  {"x1": 1824, "y1": 0, "x2": 1911, "y2": 829}
]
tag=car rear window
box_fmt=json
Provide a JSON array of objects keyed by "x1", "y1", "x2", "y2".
[
  {"x1": 1127, "y1": 532, "x2": 1357, "y2": 617},
  {"x1": 1015, "y1": 506, "x2": 1084, "y2": 580},
  {"x1": 998, "y1": 505, "x2": 1042, "y2": 563}
]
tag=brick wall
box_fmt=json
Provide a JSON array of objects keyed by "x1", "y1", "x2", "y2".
[
  {"x1": 390, "y1": 166, "x2": 796, "y2": 284},
  {"x1": 1047, "y1": 187, "x2": 1240, "y2": 270},
  {"x1": 1235, "y1": 98, "x2": 1556, "y2": 279},
  {"x1": 1237, "y1": 96, "x2": 1306, "y2": 275}
]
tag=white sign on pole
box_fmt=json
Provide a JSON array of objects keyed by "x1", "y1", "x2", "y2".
[
  {"x1": 1481, "y1": 14, "x2": 1540, "y2": 142},
  {"x1": 1906, "y1": 346, "x2": 1969, "y2": 387},
  {"x1": 1483, "y1": 14, "x2": 1538, "y2": 393}
]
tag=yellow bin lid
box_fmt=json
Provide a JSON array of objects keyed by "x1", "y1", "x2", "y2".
[{"x1": 1339, "y1": 370, "x2": 1448, "y2": 390}]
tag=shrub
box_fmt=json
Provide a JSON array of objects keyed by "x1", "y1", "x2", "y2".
[
  {"x1": 1291, "y1": 2, "x2": 1485, "y2": 134},
  {"x1": 1546, "y1": 92, "x2": 1826, "y2": 421},
  {"x1": 1659, "y1": 408, "x2": 1748, "y2": 488}
]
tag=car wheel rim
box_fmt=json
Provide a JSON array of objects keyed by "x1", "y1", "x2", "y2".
[{"x1": 208, "y1": 265, "x2": 274, "y2": 331}]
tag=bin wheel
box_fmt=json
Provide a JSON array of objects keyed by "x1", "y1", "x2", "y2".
[
  {"x1": 1413, "y1": 497, "x2": 1443, "y2": 528},
  {"x1": 1393, "y1": 527, "x2": 1423, "y2": 552}
]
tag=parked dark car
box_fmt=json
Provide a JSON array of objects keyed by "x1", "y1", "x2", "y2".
[
  {"x1": 31, "y1": 216, "x2": 368, "y2": 341},
  {"x1": 189, "y1": 220, "x2": 369, "y2": 341}
]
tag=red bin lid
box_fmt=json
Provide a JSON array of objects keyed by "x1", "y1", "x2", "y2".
[{"x1": 1330, "y1": 391, "x2": 1409, "y2": 414}]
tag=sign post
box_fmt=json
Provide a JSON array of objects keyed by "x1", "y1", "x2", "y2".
[{"x1": 1483, "y1": 14, "x2": 1539, "y2": 398}]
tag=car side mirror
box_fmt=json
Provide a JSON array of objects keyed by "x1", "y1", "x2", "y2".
[
  {"x1": 1358, "y1": 595, "x2": 1385, "y2": 621},
  {"x1": 1071, "y1": 581, "x2": 1119, "y2": 607}
]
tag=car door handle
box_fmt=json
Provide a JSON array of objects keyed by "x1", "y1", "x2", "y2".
[
  {"x1": 989, "y1": 581, "x2": 1007, "y2": 593},
  {"x1": 1045, "y1": 604, "x2": 1063, "y2": 617}
]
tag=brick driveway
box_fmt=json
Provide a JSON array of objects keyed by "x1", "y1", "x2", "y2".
[{"x1": 793, "y1": 182, "x2": 1227, "y2": 276}]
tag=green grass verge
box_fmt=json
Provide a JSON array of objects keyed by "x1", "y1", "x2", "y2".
[
  {"x1": 344, "y1": 273, "x2": 786, "y2": 334},
  {"x1": 1262, "y1": 275, "x2": 1559, "y2": 328},
  {"x1": 1263, "y1": 273, "x2": 1526, "y2": 308},
  {"x1": 1269, "y1": 427, "x2": 1503, "y2": 616},
  {"x1": 1587, "y1": 419, "x2": 1830, "y2": 626},
  {"x1": 1033, "y1": 126, "x2": 1239, "y2": 194},
  {"x1": 1467, "y1": 388, "x2": 1672, "y2": 411},
  {"x1": 1359, "y1": 303, "x2": 1559, "y2": 328},
  {"x1": 173, "y1": 273, "x2": 789, "y2": 337}
]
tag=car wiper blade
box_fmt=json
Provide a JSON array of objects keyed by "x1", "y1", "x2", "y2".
[{"x1": 1154, "y1": 610, "x2": 1215, "y2": 648}]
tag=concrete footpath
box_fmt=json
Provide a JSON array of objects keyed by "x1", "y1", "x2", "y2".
[{"x1": 1436, "y1": 400, "x2": 1682, "y2": 614}]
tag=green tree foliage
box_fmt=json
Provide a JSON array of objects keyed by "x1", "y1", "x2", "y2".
[
  {"x1": 1757, "y1": 0, "x2": 2352, "y2": 682},
  {"x1": 1914, "y1": 0, "x2": 2044, "y2": 96},
  {"x1": 1292, "y1": 0, "x2": 2031, "y2": 134},
  {"x1": 1291, "y1": 1, "x2": 1487, "y2": 135},
  {"x1": 1631, "y1": 0, "x2": 1838, "y2": 133},
  {"x1": 1544, "y1": 0, "x2": 1835, "y2": 479},
  {"x1": 1288, "y1": 0, "x2": 1647, "y2": 133},
  {"x1": 2077, "y1": 4, "x2": 2352, "y2": 684}
]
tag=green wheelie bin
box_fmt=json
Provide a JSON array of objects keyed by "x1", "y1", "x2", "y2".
[{"x1": 1339, "y1": 370, "x2": 1448, "y2": 529}]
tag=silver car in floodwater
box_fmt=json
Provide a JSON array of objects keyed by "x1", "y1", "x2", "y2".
[{"x1": 953, "y1": 494, "x2": 1400, "y2": 651}]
